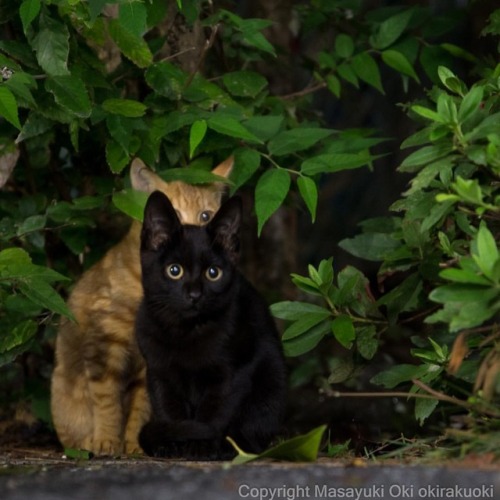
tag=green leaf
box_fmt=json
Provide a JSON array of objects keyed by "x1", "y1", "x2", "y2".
[
  {"x1": 429, "y1": 284, "x2": 497, "y2": 304},
  {"x1": 335, "y1": 34, "x2": 354, "y2": 58},
  {"x1": 189, "y1": 120, "x2": 207, "y2": 159},
  {"x1": 0, "y1": 247, "x2": 31, "y2": 266},
  {"x1": 159, "y1": 168, "x2": 231, "y2": 185},
  {"x1": 290, "y1": 274, "x2": 322, "y2": 296},
  {"x1": 119, "y1": 0, "x2": 147, "y2": 37},
  {"x1": 405, "y1": 157, "x2": 455, "y2": 196},
  {"x1": 376, "y1": 273, "x2": 422, "y2": 321},
  {"x1": 328, "y1": 356, "x2": 355, "y2": 384},
  {"x1": 106, "y1": 140, "x2": 129, "y2": 173},
  {"x1": 102, "y1": 98, "x2": 147, "y2": 118},
  {"x1": 382, "y1": 50, "x2": 420, "y2": 82},
  {"x1": 271, "y1": 301, "x2": 331, "y2": 321},
  {"x1": 108, "y1": 19, "x2": 153, "y2": 68},
  {"x1": 351, "y1": 52, "x2": 384, "y2": 94},
  {"x1": 0, "y1": 319, "x2": 37, "y2": 354},
  {"x1": 222, "y1": 71, "x2": 267, "y2": 98},
  {"x1": 20, "y1": 0, "x2": 41, "y2": 34},
  {"x1": 337, "y1": 62, "x2": 359, "y2": 88},
  {"x1": 0, "y1": 320, "x2": 37, "y2": 366},
  {"x1": 282, "y1": 312, "x2": 332, "y2": 341},
  {"x1": 32, "y1": 13, "x2": 70, "y2": 76},
  {"x1": 242, "y1": 115, "x2": 283, "y2": 142},
  {"x1": 241, "y1": 31, "x2": 275, "y2": 57},
  {"x1": 437, "y1": 66, "x2": 466, "y2": 95},
  {"x1": 231, "y1": 148, "x2": 260, "y2": 193},
  {"x1": 440, "y1": 44, "x2": 477, "y2": 63},
  {"x1": 88, "y1": 0, "x2": 108, "y2": 23},
  {"x1": 331, "y1": 314, "x2": 355, "y2": 349},
  {"x1": 414, "y1": 397, "x2": 439, "y2": 426},
  {"x1": 0, "y1": 86, "x2": 21, "y2": 130},
  {"x1": 301, "y1": 152, "x2": 373, "y2": 175},
  {"x1": 326, "y1": 75, "x2": 341, "y2": 98},
  {"x1": 452, "y1": 176, "x2": 484, "y2": 206},
  {"x1": 254, "y1": 169, "x2": 291, "y2": 235},
  {"x1": 410, "y1": 105, "x2": 443, "y2": 123},
  {"x1": 357, "y1": 326, "x2": 378, "y2": 360},
  {"x1": 426, "y1": 300, "x2": 484, "y2": 332},
  {"x1": 64, "y1": 448, "x2": 93, "y2": 460},
  {"x1": 207, "y1": 114, "x2": 261, "y2": 144},
  {"x1": 18, "y1": 279, "x2": 74, "y2": 320},
  {"x1": 297, "y1": 176, "x2": 318, "y2": 222},
  {"x1": 318, "y1": 257, "x2": 334, "y2": 288},
  {"x1": 112, "y1": 189, "x2": 149, "y2": 222},
  {"x1": 229, "y1": 425, "x2": 327, "y2": 464},
  {"x1": 4, "y1": 72, "x2": 36, "y2": 107},
  {"x1": 283, "y1": 321, "x2": 330, "y2": 357},
  {"x1": 145, "y1": 62, "x2": 186, "y2": 99},
  {"x1": 439, "y1": 268, "x2": 491, "y2": 286},
  {"x1": 16, "y1": 214, "x2": 46, "y2": 236},
  {"x1": 399, "y1": 145, "x2": 453, "y2": 171},
  {"x1": 371, "y1": 364, "x2": 427, "y2": 389},
  {"x1": 370, "y1": 9, "x2": 413, "y2": 50},
  {"x1": 45, "y1": 76, "x2": 92, "y2": 118},
  {"x1": 473, "y1": 224, "x2": 499, "y2": 278},
  {"x1": 268, "y1": 128, "x2": 333, "y2": 156},
  {"x1": 339, "y1": 233, "x2": 400, "y2": 261},
  {"x1": 458, "y1": 86, "x2": 484, "y2": 124}
]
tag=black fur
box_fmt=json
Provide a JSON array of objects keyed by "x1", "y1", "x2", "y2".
[{"x1": 136, "y1": 191, "x2": 287, "y2": 460}]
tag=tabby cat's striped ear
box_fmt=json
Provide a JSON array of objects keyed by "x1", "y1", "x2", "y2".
[
  {"x1": 141, "y1": 191, "x2": 181, "y2": 251},
  {"x1": 211, "y1": 156, "x2": 234, "y2": 179},
  {"x1": 130, "y1": 158, "x2": 163, "y2": 193}
]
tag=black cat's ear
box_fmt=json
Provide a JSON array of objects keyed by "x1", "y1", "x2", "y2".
[
  {"x1": 142, "y1": 191, "x2": 181, "y2": 251},
  {"x1": 209, "y1": 197, "x2": 242, "y2": 263}
]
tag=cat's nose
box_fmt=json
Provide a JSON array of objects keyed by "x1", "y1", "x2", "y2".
[{"x1": 187, "y1": 288, "x2": 202, "y2": 303}]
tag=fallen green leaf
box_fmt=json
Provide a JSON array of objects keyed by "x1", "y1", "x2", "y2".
[{"x1": 228, "y1": 425, "x2": 327, "y2": 465}]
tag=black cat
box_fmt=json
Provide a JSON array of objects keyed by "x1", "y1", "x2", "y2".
[{"x1": 136, "y1": 191, "x2": 287, "y2": 460}]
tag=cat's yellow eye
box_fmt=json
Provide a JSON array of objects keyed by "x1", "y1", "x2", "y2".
[
  {"x1": 199, "y1": 210, "x2": 213, "y2": 224},
  {"x1": 166, "y1": 264, "x2": 184, "y2": 280},
  {"x1": 205, "y1": 265, "x2": 223, "y2": 282}
]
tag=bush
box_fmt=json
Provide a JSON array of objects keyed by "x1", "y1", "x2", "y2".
[
  {"x1": 274, "y1": 12, "x2": 500, "y2": 442},
  {"x1": 1, "y1": 0, "x2": 498, "y2": 454}
]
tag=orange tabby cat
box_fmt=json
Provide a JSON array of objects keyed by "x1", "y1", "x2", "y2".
[{"x1": 51, "y1": 157, "x2": 233, "y2": 456}]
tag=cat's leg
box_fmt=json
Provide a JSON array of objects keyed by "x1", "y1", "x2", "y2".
[
  {"x1": 123, "y1": 367, "x2": 151, "y2": 455},
  {"x1": 84, "y1": 331, "x2": 131, "y2": 456},
  {"x1": 228, "y1": 358, "x2": 287, "y2": 454},
  {"x1": 86, "y1": 371, "x2": 125, "y2": 455},
  {"x1": 51, "y1": 364, "x2": 94, "y2": 452},
  {"x1": 51, "y1": 319, "x2": 96, "y2": 452}
]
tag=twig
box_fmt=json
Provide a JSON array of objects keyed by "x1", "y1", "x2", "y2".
[
  {"x1": 156, "y1": 46, "x2": 197, "y2": 63},
  {"x1": 321, "y1": 379, "x2": 500, "y2": 418},
  {"x1": 280, "y1": 82, "x2": 327, "y2": 100},
  {"x1": 184, "y1": 23, "x2": 220, "y2": 90},
  {"x1": 411, "y1": 379, "x2": 471, "y2": 408},
  {"x1": 321, "y1": 387, "x2": 440, "y2": 401}
]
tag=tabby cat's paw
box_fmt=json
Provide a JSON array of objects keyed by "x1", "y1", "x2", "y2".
[
  {"x1": 124, "y1": 440, "x2": 143, "y2": 455},
  {"x1": 92, "y1": 438, "x2": 123, "y2": 456}
]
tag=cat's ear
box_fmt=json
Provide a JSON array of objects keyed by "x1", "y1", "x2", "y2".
[
  {"x1": 210, "y1": 156, "x2": 234, "y2": 197},
  {"x1": 130, "y1": 158, "x2": 163, "y2": 193},
  {"x1": 142, "y1": 191, "x2": 181, "y2": 251},
  {"x1": 211, "y1": 156, "x2": 233, "y2": 179},
  {"x1": 209, "y1": 197, "x2": 242, "y2": 263}
]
